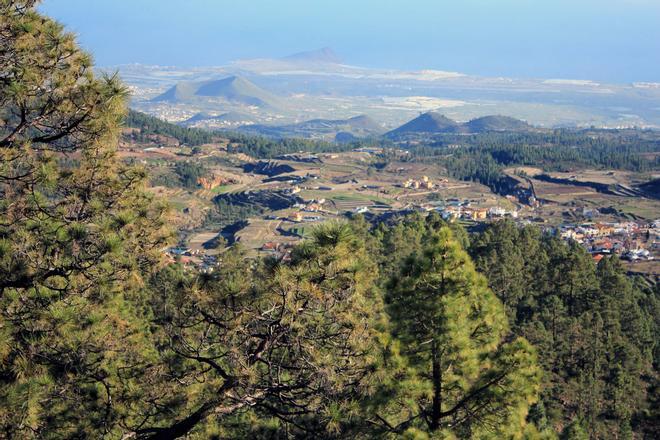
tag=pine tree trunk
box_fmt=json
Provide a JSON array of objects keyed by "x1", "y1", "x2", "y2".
[{"x1": 430, "y1": 341, "x2": 442, "y2": 431}]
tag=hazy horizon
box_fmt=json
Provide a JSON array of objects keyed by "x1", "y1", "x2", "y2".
[{"x1": 40, "y1": 0, "x2": 660, "y2": 84}]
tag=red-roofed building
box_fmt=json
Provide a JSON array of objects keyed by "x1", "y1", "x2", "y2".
[{"x1": 262, "y1": 242, "x2": 278, "y2": 251}]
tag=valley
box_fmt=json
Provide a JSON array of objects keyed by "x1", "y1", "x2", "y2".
[
  {"x1": 120, "y1": 113, "x2": 660, "y2": 278},
  {"x1": 6, "y1": 3, "x2": 660, "y2": 437}
]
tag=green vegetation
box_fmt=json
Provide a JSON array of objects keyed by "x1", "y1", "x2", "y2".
[
  {"x1": 208, "y1": 199, "x2": 264, "y2": 230},
  {"x1": 361, "y1": 213, "x2": 658, "y2": 439},
  {"x1": 133, "y1": 220, "x2": 544, "y2": 438},
  {"x1": 376, "y1": 227, "x2": 540, "y2": 437},
  {"x1": 470, "y1": 220, "x2": 658, "y2": 438},
  {"x1": 125, "y1": 109, "x2": 217, "y2": 145},
  {"x1": 148, "y1": 161, "x2": 209, "y2": 189},
  {"x1": 209, "y1": 184, "x2": 234, "y2": 194},
  {"x1": 411, "y1": 129, "x2": 660, "y2": 171},
  {"x1": 0, "y1": 1, "x2": 170, "y2": 435},
  {"x1": 174, "y1": 161, "x2": 208, "y2": 189},
  {"x1": 403, "y1": 130, "x2": 660, "y2": 193},
  {"x1": 226, "y1": 132, "x2": 355, "y2": 158},
  {"x1": 1, "y1": 3, "x2": 657, "y2": 439},
  {"x1": 144, "y1": 227, "x2": 386, "y2": 438},
  {"x1": 125, "y1": 109, "x2": 361, "y2": 158}
]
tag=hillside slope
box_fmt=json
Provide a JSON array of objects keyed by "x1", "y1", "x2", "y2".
[
  {"x1": 237, "y1": 115, "x2": 384, "y2": 140},
  {"x1": 386, "y1": 112, "x2": 462, "y2": 137},
  {"x1": 386, "y1": 112, "x2": 532, "y2": 138},
  {"x1": 465, "y1": 115, "x2": 531, "y2": 132},
  {"x1": 153, "y1": 75, "x2": 279, "y2": 107}
]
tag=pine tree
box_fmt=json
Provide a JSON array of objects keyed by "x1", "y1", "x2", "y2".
[
  {"x1": 559, "y1": 419, "x2": 589, "y2": 440},
  {"x1": 375, "y1": 227, "x2": 541, "y2": 437},
  {"x1": 471, "y1": 222, "x2": 658, "y2": 438},
  {"x1": 471, "y1": 220, "x2": 548, "y2": 324},
  {"x1": 471, "y1": 220, "x2": 527, "y2": 321},
  {"x1": 0, "y1": 1, "x2": 169, "y2": 436},
  {"x1": 136, "y1": 223, "x2": 386, "y2": 438}
]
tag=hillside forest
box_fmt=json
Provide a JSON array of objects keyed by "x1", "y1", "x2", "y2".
[{"x1": 0, "y1": 2, "x2": 658, "y2": 439}]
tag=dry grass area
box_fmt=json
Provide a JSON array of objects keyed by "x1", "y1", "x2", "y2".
[
  {"x1": 147, "y1": 186, "x2": 212, "y2": 229},
  {"x1": 544, "y1": 169, "x2": 649, "y2": 186},
  {"x1": 234, "y1": 219, "x2": 292, "y2": 252},
  {"x1": 625, "y1": 260, "x2": 660, "y2": 277},
  {"x1": 118, "y1": 147, "x2": 180, "y2": 161},
  {"x1": 504, "y1": 166, "x2": 544, "y2": 177},
  {"x1": 607, "y1": 198, "x2": 660, "y2": 220},
  {"x1": 188, "y1": 232, "x2": 220, "y2": 254},
  {"x1": 532, "y1": 179, "x2": 597, "y2": 202}
]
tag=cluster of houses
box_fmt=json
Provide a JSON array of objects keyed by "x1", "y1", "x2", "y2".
[
  {"x1": 402, "y1": 175, "x2": 443, "y2": 190},
  {"x1": 163, "y1": 246, "x2": 219, "y2": 272},
  {"x1": 288, "y1": 211, "x2": 323, "y2": 223},
  {"x1": 420, "y1": 200, "x2": 519, "y2": 221},
  {"x1": 260, "y1": 242, "x2": 295, "y2": 261},
  {"x1": 441, "y1": 206, "x2": 519, "y2": 221},
  {"x1": 558, "y1": 221, "x2": 658, "y2": 263},
  {"x1": 287, "y1": 198, "x2": 330, "y2": 222}
]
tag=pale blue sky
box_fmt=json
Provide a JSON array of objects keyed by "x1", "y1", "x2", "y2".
[{"x1": 40, "y1": 0, "x2": 660, "y2": 83}]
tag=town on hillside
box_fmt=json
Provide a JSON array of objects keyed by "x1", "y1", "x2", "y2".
[{"x1": 118, "y1": 134, "x2": 658, "y2": 277}]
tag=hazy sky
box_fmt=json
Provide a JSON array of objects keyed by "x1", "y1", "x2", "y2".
[{"x1": 40, "y1": 0, "x2": 660, "y2": 83}]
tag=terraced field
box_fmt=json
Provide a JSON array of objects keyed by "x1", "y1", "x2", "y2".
[
  {"x1": 531, "y1": 179, "x2": 597, "y2": 202},
  {"x1": 235, "y1": 219, "x2": 283, "y2": 247}
]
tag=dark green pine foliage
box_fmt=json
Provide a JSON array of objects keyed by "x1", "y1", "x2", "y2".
[
  {"x1": 470, "y1": 220, "x2": 658, "y2": 439},
  {"x1": 372, "y1": 227, "x2": 541, "y2": 438},
  {"x1": 1, "y1": 1, "x2": 655, "y2": 437},
  {"x1": 470, "y1": 221, "x2": 548, "y2": 322},
  {"x1": 402, "y1": 130, "x2": 660, "y2": 194},
  {"x1": 139, "y1": 224, "x2": 388, "y2": 438},
  {"x1": 0, "y1": 1, "x2": 170, "y2": 437},
  {"x1": 124, "y1": 109, "x2": 217, "y2": 146},
  {"x1": 174, "y1": 160, "x2": 209, "y2": 189}
]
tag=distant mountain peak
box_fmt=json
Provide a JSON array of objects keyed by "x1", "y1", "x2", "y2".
[
  {"x1": 281, "y1": 47, "x2": 343, "y2": 64},
  {"x1": 386, "y1": 112, "x2": 531, "y2": 138},
  {"x1": 386, "y1": 112, "x2": 461, "y2": 137},
  {"x1": 152, "y1": 75, "x2": 279, "y2": 108},
  {"x1": 465, "y1": 115, "x2": 530, "y2": 132}
]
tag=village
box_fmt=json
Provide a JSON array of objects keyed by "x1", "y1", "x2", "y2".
[
  {"x1": 140, "y1": 146, "x2": 658, "y2": 276},
  {"x1": 558, "y1": 220, "x2": 657, "y2": 263}
]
